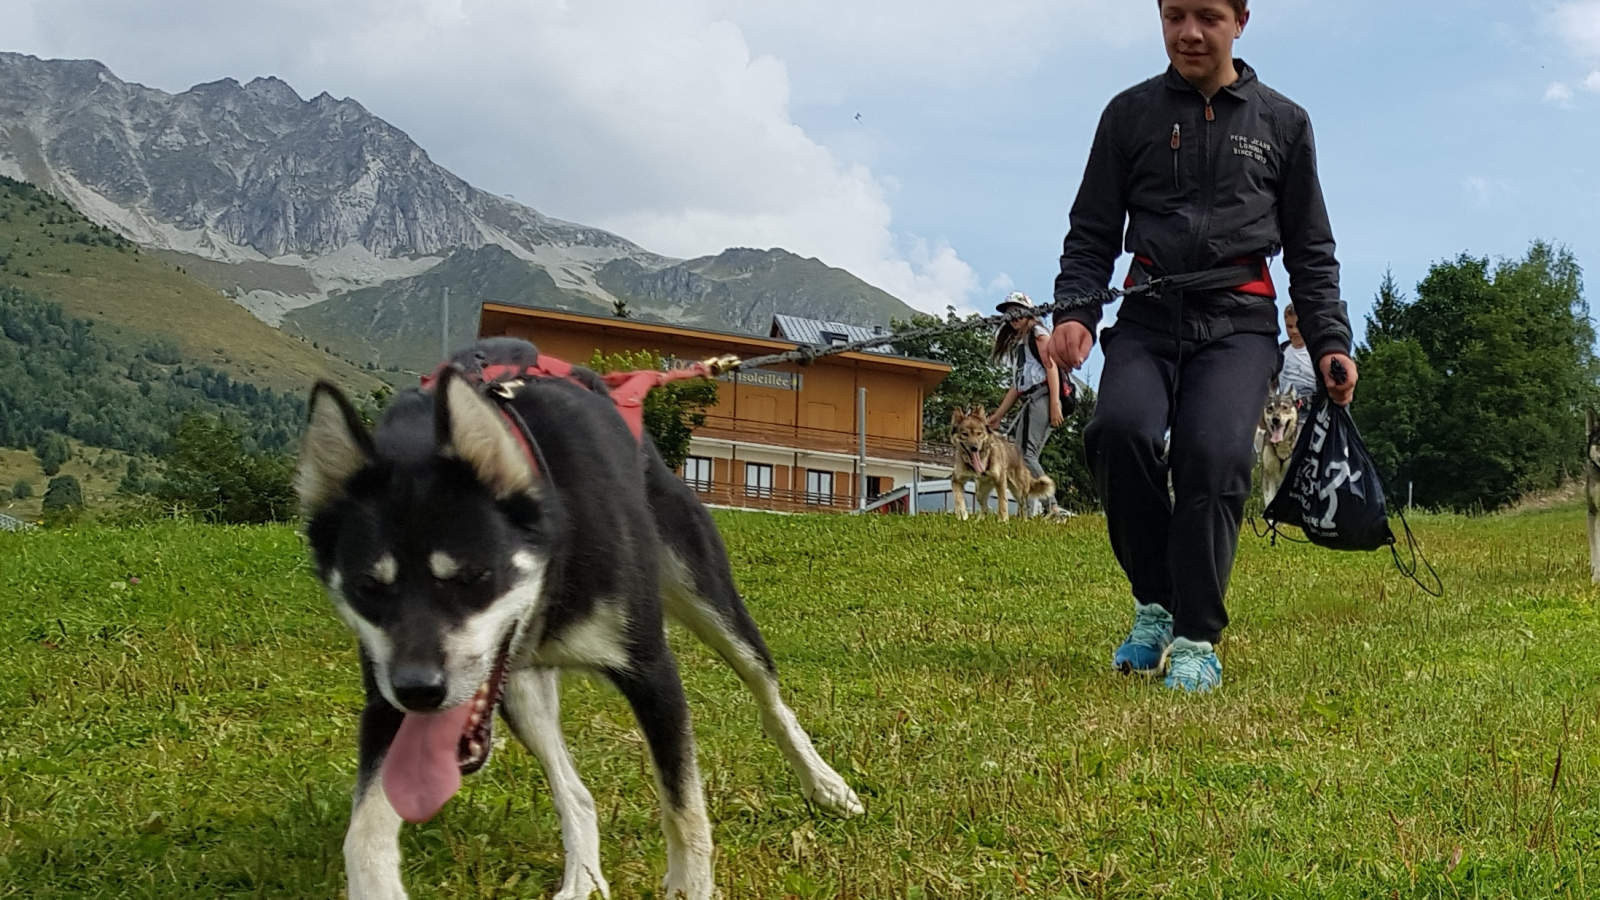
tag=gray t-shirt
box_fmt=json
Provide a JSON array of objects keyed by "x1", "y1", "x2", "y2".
[{"x1": 1280, "y1": 342, "x2": 1317, "y2": 399}]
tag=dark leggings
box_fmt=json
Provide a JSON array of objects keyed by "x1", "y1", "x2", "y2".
[{"x1": 1085, "y1": 321, "x2": 1279, "y2": 643}]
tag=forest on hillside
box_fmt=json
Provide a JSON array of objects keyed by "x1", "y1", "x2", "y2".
[{"x1": 0, "y1": 286, "x2": 306, "y2": 459}]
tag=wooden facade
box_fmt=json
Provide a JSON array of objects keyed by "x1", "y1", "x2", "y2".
[{"x1": 477, "y1": 304, "x2": 953, "y2": 512}]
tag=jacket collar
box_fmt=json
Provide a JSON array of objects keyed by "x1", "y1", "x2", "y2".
[{"x1": 1163, "y1": 59, "x2": 1257, "y2": 99}]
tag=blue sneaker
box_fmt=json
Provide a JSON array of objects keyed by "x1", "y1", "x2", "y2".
[
  {"x1": 1112, "y1": 601, "x2": 1173, "y2": 674},
  {"x1": 1163, "y1": 637, "x2": 1222, "y2": 693}
]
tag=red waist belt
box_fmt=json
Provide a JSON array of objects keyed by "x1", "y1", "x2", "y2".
[{"x1": 1124, "y1": 256, "x2": 1276, "y2": 299}]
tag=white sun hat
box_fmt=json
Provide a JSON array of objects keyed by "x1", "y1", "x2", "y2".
[{"x1": 996, "y1": 291, "x2": 1035, "y2": 314}]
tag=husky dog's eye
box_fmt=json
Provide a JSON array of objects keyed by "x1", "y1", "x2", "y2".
[
  {"x1": 457, "y1": 566, "x2": 493, "y2": 586},
  {"x1": 352, "y1": 574, "x2": 390, "y2": 596}
]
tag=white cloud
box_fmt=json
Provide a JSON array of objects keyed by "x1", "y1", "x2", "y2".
[
  {"x1": 1585, "y1": 70, "x2": 1600, "y2": 90},
  {"x1": 704, "y1": 0, "x2": 1147, "y2": 95},
  {"x1": 0, "y1": 0, "x2": 993, "y2": 312},
  {"x1": 1546, "y1": 81, "x2": 1576, "y2": 104},
  {"x1": 1550, "y1": 0, "x2": 1600, "y2": 57},
  {"x1": 1461, "y1": 175, "x2": 1519, "y2": 207}
]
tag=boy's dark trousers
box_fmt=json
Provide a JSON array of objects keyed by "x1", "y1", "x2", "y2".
[{"x1": 1085, "y1": 319, "x2": 1280, "y2": 644}]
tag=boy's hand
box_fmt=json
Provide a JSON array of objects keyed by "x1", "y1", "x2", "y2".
[
  {"x1": 1047, "y1": 321, "x2": 1095, "y2": 371},
  {"x1": 1049, "y1": 400, "x2": 1065, "y2": 428},
  {"x1": 1319, "y1": 353, "x2": 1358, "y2": 406}
]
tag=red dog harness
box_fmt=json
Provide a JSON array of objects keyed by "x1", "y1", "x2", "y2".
[{"x1": 421, "y1": 353, "x2": 730, "y2": 453}]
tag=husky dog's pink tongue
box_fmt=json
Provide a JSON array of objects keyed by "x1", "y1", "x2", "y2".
[
  {"x1": 969, "y1": 451, "x2": 987, "y2": 474},
  {"x1": 382, "y1": 703, "x2": 474, "y2": 823},
  {"x1": 1269, "y1": 425, "x2": 1286, "y2": 444}
]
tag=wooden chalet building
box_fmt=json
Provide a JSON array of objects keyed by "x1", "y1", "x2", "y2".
[{"x1": 477, "y1": 303, "x2": 953, "y2": 512}]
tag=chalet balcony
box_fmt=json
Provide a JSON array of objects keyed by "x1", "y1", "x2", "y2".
[{"x1": 694, "y1": 413, "x2": 954, "y2": 466}]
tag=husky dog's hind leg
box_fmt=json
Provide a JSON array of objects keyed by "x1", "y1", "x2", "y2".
[{"x1": 649, "y1": 455, "x2": 864, "y2": 818}]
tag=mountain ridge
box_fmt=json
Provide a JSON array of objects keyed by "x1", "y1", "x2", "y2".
[{"x1": 0, "y1": 51, "x2": 918, "y2": 344}]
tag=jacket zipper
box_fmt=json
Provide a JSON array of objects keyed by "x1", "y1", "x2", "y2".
[
  {"x1": 1186, "y1": 96, "x2": 1216, "y2": 274},
  {"x1": 1171, "y1": 123, "x2": 1181, "y2": 189}
]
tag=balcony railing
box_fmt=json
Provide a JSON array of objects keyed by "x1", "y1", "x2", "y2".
[
  {"x1": 695, "y1": 414, "x2": 953, "y2": 465},
  {"x1": 686, "y1": 482, "x2": 877, "y2": 514}
]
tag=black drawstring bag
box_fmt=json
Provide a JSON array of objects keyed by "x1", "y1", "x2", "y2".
[{"x1": 1262, "y1": 392, "x2": 1442, "y2": 594}]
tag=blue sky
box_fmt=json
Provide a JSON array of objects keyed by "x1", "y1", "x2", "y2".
[
  {"x1": 4, "y1": 0, "x2": 1600, "y2": 371},
  {"x1": 769, "y1": 0, "x2": 1600, "y2": 357}
]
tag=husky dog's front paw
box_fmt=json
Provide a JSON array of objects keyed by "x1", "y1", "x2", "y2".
[
  {"x1": 552, "y1": 866, "x2": 610, "y2": 900},
  {"x1": 803, "y1": 769, "x2": 865, "y2": 818}
]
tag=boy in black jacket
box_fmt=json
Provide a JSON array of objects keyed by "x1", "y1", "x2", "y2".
[{"x1": 1046, "y1": 0, "x2": 1358, "y2": 691}]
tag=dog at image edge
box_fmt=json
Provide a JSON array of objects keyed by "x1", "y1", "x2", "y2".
[
  {"x1": 948, "y1": 405, "x2": 1055, "y2": 522},
  {"x1": 1257, "y1": 389, "x2": 1303, "y2": 506},
  {"x1": 297, "y1": 348, "x2": 862, "y2": 900}
]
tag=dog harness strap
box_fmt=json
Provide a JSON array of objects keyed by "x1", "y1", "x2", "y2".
[
  {"x1": 425, "y1": 352, "x2": 720, "y2": 445},
  {"x1": 599, "y1": 365, "x2": 717, "y2": 441}
]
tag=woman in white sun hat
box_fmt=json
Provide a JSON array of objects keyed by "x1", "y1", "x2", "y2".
[{"x1": 986, "y1": 291, "x2": 1066, "y2": 517}]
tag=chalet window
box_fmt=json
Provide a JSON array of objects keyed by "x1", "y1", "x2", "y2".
[
  {"x1": 743, "y1": 463, "x2": 774, "y2": 498},
  {"x1": 866, "y1": 475, "x2": 888, "y2": 501},
  {"x1": 805, "y1": 470, "x2": 834, "y2": 506},
  {"x1": 819, "y1": 330, "x2": 849, "y2": 346},
  {"x1": 682, "y1": 456, "x2": 713, "y2": 492}
]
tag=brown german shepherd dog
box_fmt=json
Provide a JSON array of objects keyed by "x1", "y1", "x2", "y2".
[{"x1": 949, "y1": 406, "x2": 1056, "y2": 521}]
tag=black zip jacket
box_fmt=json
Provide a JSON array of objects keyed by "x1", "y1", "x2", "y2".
[{"x1": 1053, "y1": 61, "x2": 1352, "y2": 363}]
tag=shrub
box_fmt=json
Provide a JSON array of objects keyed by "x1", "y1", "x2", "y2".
[
  {"x1": 152, "y1": 415, "x2": 296, "y2": 524},
  {"x1": 42, "y1": 475, "x2": 83, "y2": 511},
  {"x1": 12, "y1": 479, "x2": 33, "y2": 499},
  {"x1": 36, "y1": 431, "x2": 69, "y2": 476}
]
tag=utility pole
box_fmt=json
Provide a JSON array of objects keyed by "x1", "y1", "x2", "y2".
[
  {"x1": 442, "y1": 287, "x2": 450, "y2": 359},
  {"x1": 857, "y1": 387, "x2": 867, "y2": 511}
]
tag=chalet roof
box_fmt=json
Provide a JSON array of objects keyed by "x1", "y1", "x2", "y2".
[
  {"x1": 476, "y1": 303, "x2": 949, "y2": 385},
  {"x1": 769, "y1": 314, "x2": 897, "y2": 355}
]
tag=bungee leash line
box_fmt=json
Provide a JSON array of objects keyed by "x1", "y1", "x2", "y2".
[{"x1": 711, "y1": 263, "x2": 1261, "y2": 374}]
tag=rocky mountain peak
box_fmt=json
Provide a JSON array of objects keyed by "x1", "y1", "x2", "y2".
[{"x1": 0, "y1": 53, "x2": 918, "y2": 345}]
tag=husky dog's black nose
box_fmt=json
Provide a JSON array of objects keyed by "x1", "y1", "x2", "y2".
[{"x1": 391, "y1": 667, "x2": 448, "y2": 711}]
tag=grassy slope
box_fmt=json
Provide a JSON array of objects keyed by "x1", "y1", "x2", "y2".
[
  {"x1": 282, "y1": 246, "x2": 605, "y2": 374},
  {"x1": 0, "y1": 443, "x2": 130, "y2": 521},
  {"x1": 2, "y1": 508, "x2": 1597, "y2": 898},
  {"x1": 0, "y1": 178, "x2": 386, "y2": 396}
]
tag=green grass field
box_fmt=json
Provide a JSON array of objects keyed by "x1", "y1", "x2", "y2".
[{"x1": 3, "y1": 508, "x2": 1598, "y2": 899}]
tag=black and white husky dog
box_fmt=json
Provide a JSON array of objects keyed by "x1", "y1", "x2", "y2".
[{"x1": 297, "y1": 339, "x2": 861, "y2": 900}]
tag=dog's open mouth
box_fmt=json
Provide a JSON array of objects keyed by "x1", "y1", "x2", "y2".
[
  {"x1": 1269, "y1": 424, "x2": 1287, "y2": 444},
  {"x1": 381, "y1": 633, "x2": 516, "y2": 824},
  {"x1": 962, "y1": 443, "x2": 987, "y2": 474},
  {"x1": 457, "y1": 635, "x2": 513, "y2": 776}
]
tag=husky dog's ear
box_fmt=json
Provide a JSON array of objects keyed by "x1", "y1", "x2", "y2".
[
  {"x1": 951, "y1": 407, "x2": 963, "y2": 425},
  {"x1": 434, "y1": 367, "x2": 537, "y2": 499},
  {"x1": 298, "y1": 382, "x2": 376, "y2": 516}
]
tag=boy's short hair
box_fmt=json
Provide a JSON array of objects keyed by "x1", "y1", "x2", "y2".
[{"x1": 1158, "y1": 0, "x2": 1249, "y2": 16}]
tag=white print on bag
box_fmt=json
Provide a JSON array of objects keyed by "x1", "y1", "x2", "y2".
[
  {"x1": 1228, "y1": 134, "x2": 1272, "y2": 164},
  {"x1": 1287, "y1": 403, "x2": 1356, "y2": 536}
]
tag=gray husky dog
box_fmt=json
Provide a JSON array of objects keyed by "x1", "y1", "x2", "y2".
[
  {"x1": 297, "y1": 339, "x2": 861, "y2": 900},
  {"x1": 1257, "y1": 389, "x2": 1302, "y2": 506}
]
